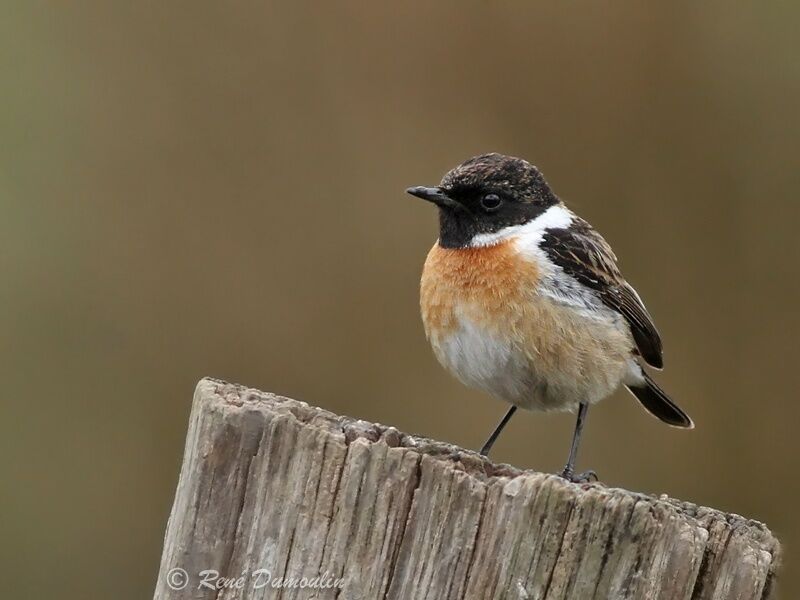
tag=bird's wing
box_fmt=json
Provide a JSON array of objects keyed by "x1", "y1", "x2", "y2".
[{"x1": 540, "y1": 217, "x2": 664, "y2": 368}]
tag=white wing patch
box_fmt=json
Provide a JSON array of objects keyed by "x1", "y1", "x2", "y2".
[
  {"x1": 514, "y1": 206, "x2": 618, "y2": 317},
  {"x1": 468, "y1": 202, "x2": 623, "y2": 323}
]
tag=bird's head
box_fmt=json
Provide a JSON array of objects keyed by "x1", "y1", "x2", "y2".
[{"x1": 406, "y1": 153, "x2": 559, "y2": 248}]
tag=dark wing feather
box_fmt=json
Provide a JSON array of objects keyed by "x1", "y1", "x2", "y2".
[{"x1": 540, "y1": 218, "x2": 664, "y2": 368}]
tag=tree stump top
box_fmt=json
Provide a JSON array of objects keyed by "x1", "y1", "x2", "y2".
[{"x1": 154, "y1": 378, "x2": 781, "y2": 599}]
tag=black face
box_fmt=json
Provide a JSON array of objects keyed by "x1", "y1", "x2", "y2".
[{"x1": 406, "y1": 153, "x2": 559, "y2": 248}]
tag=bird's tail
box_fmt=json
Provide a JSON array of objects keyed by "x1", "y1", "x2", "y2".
[{"x1": 626, "y1": 370, "x2": 694, "y2": 429}]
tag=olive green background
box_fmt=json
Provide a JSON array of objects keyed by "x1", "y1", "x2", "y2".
[{"x1": 1, "y1": 2, "x2": 797, "y2": 598}]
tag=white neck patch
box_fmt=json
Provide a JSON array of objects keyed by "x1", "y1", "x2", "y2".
[{"x1": 469, "y1": 203, "x2": 573, "y2": 248}]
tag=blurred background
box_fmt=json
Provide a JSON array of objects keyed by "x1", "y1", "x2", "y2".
[{"x1": 1, "y1": 2, "x2": 797, "y2": 598}]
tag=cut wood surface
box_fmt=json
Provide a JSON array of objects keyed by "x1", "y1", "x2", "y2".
[{"x1": 154, "y1": 378, "x2": 780, "y2": 600}]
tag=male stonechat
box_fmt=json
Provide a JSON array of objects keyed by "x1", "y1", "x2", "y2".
[{"x1": 407, "y1": 153, "x2": 693, "y2": 482}]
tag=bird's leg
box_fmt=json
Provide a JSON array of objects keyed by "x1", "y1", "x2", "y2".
[
  {"x1": 559, "y1": 402, "x2": 597, "y2": 483},
  {"x1": 479, "y1": 405, "x2": 517, "y2": 457}
]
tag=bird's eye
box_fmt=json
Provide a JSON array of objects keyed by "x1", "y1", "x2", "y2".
[{"x1": 480, "y1": 193, "x2": 502, "y2": 211}]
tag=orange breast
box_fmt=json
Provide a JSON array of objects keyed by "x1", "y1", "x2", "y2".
[
  {"x1": 420, "y1": 240, "x2": 540, "y2": 339},
  {"x1": 420, "y1": 239, "x2": 635, "y2": 408}
]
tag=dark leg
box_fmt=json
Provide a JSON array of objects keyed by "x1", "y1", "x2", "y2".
[
  {"x1": 479, "y1": 405, "x2": 517, "y2": 456},
  {"x1": 559, "y1": 402, "x2": 597, "y2": 483}
]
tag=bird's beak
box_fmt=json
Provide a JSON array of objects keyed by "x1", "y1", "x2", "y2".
[{"x1": 406, "y1": 186, "x2": 460, "y2": 209}]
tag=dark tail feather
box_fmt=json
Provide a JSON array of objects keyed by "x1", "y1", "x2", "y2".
[{"x1": 626, "y1": 372, "x2": 694, "y2": 429}]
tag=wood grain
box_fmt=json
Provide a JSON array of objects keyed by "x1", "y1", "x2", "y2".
[{"x1": 154, "y1": 379, "x2": 780, "y2": 600}]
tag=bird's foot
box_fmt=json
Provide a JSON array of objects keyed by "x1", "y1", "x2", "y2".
[{"x1": 559, "y1": 467, "x2": 598, "y2": 484}]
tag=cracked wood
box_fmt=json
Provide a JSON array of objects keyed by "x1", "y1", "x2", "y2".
[{"x1": 153, "y1": 378, "x2": 781, "y2": 600}]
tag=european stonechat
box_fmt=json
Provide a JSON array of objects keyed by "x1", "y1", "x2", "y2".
[{"x1": 407, "y1": 153, "x2": 692, "y2": 482}]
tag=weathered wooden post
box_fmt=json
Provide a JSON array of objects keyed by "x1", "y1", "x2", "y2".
[{"x1": 154, "y1": 378, "x2": 780, "y2": 600}]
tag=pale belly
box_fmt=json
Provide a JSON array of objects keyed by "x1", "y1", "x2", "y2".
[{"x1": 428, "y1": 300, "x2": 634, "y2": 411}]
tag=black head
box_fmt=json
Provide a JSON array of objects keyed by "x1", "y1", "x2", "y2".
[{"x1": 406, "y1": 153, "x2": 559, "y2": 248}]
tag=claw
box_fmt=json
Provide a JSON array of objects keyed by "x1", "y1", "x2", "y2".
[{"x1": 559, "y1": 467, "x2": 598, "y2": 484}]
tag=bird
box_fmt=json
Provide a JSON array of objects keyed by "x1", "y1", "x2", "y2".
[{"x1": 406, "y1": 152, "x2": 693, "y2": 482}]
